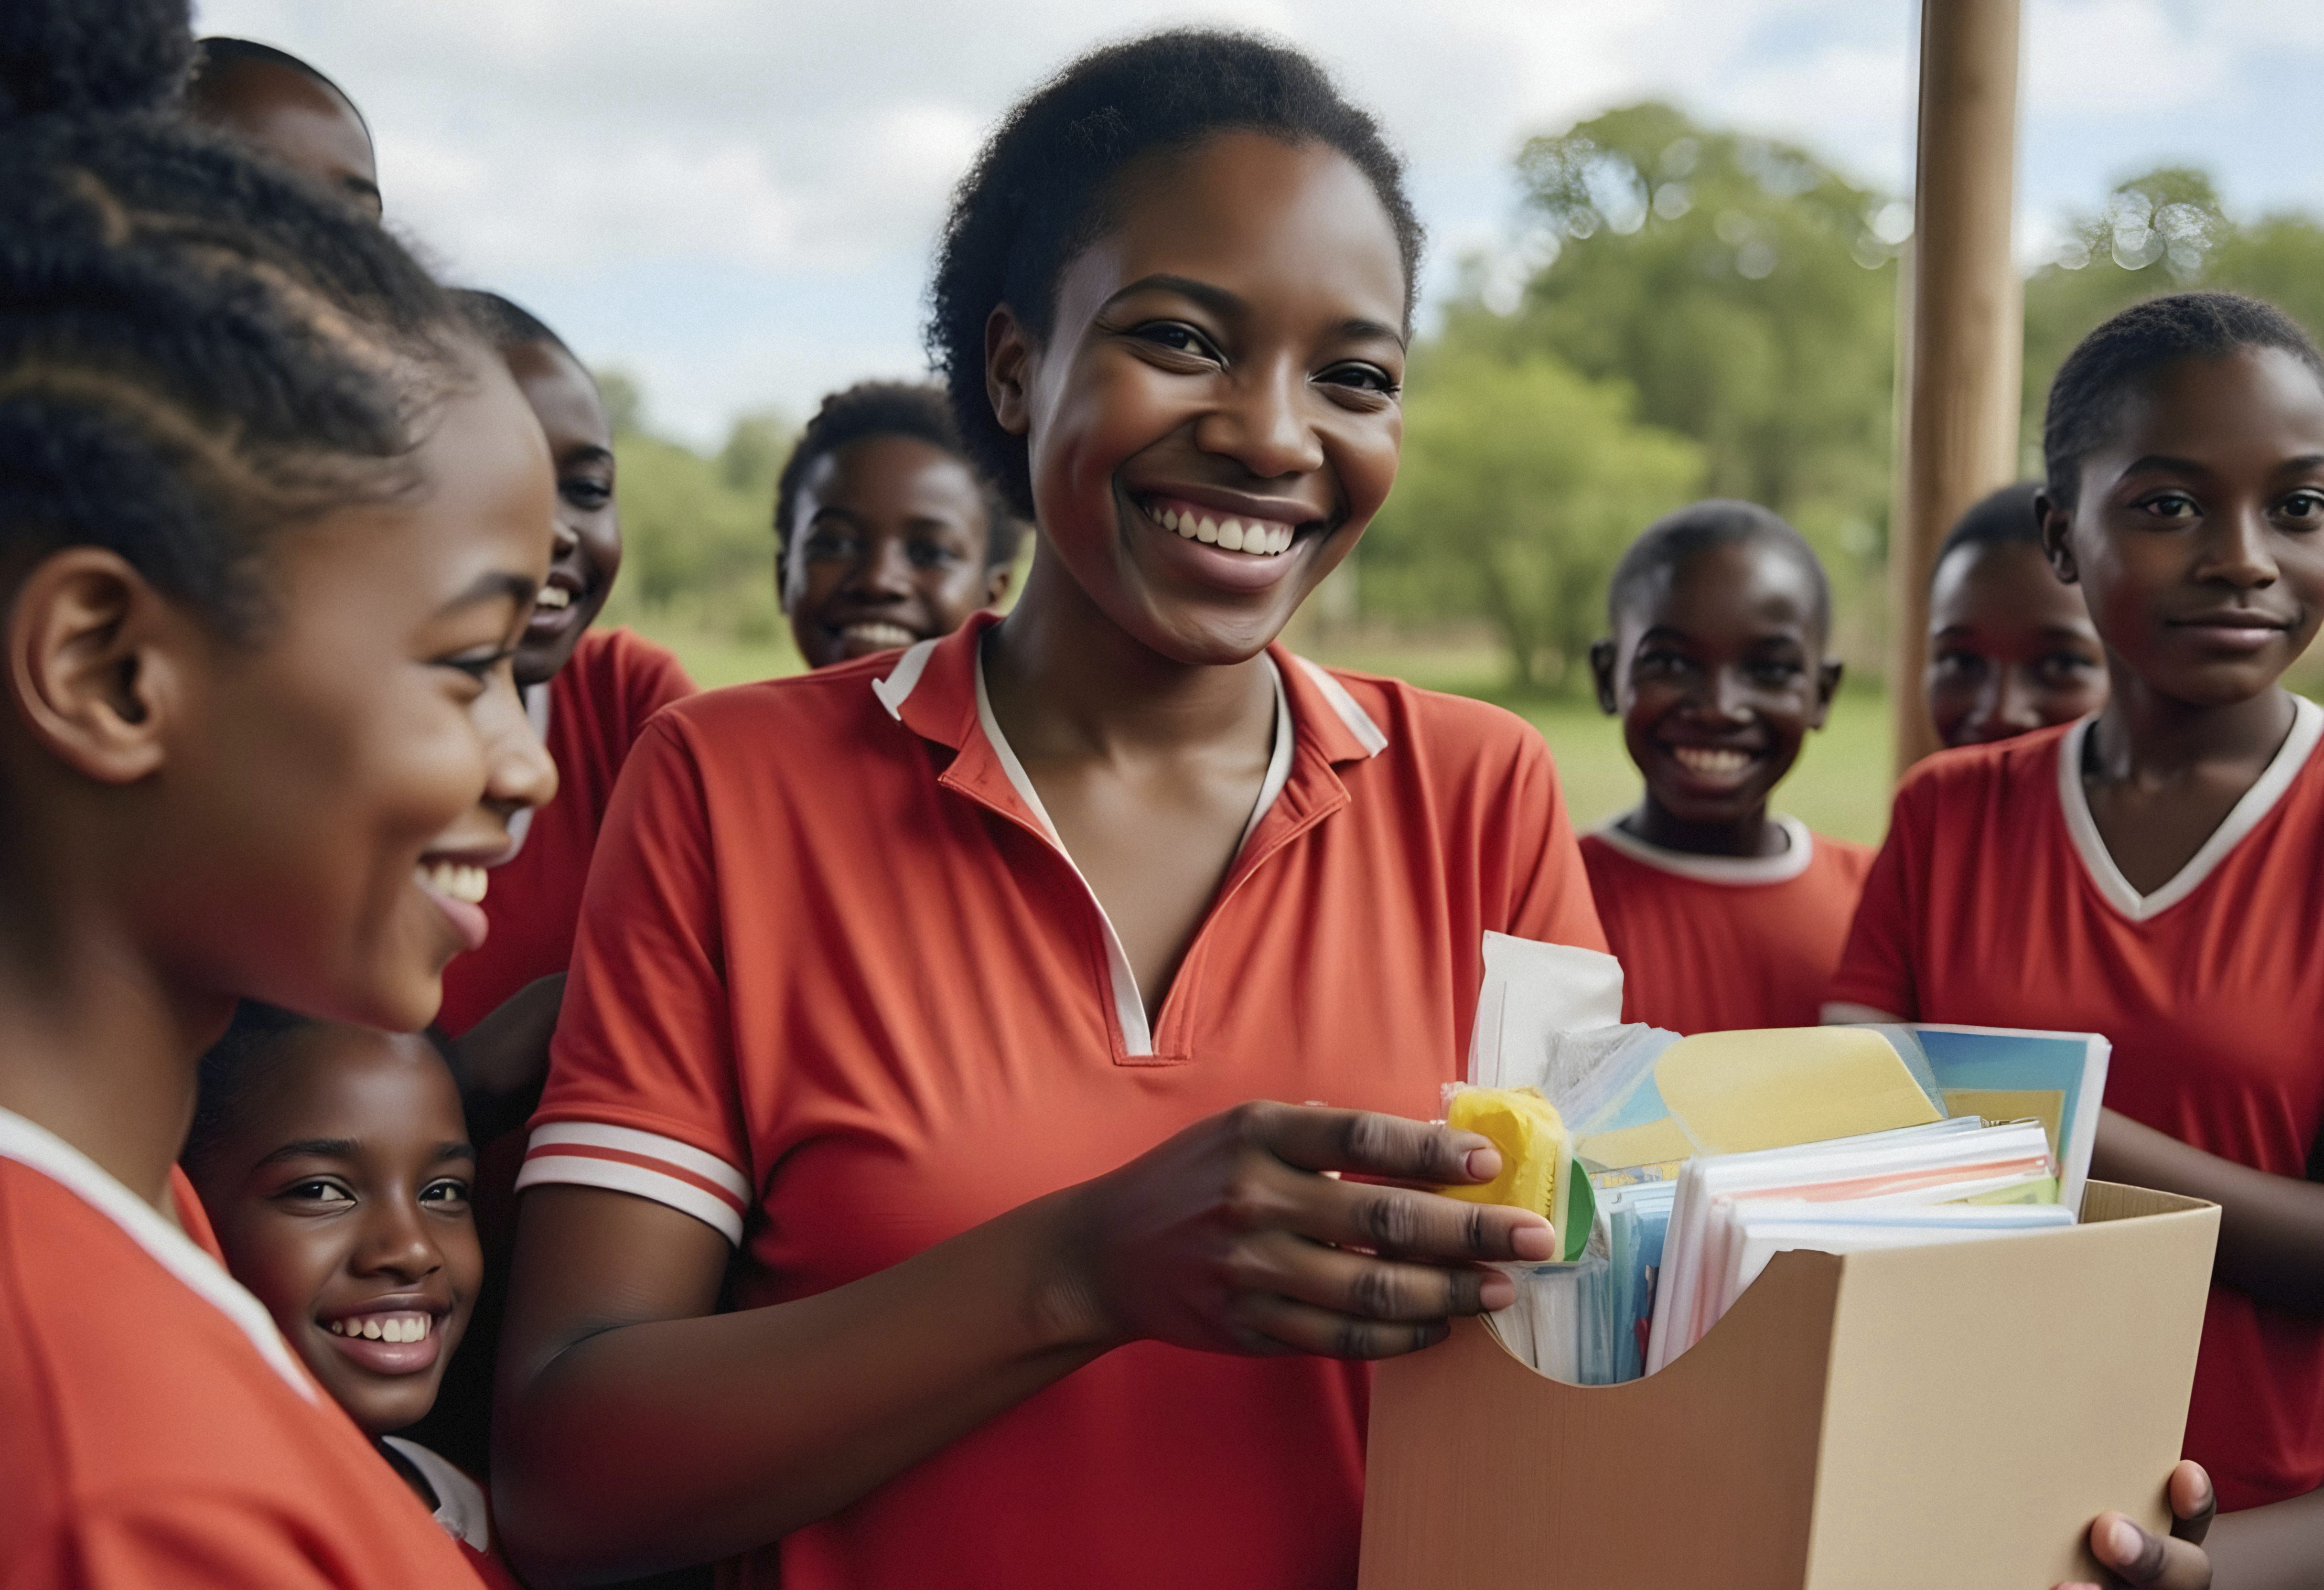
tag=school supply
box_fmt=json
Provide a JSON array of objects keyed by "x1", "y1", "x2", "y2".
[{"x1": 1646, "y1": 1117, "x2": 2060, "y2": 1372}]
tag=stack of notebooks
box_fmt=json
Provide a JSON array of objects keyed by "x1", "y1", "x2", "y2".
[{"x1": 1451, "y1": 934, "x2": 2110, "y2": 1386}]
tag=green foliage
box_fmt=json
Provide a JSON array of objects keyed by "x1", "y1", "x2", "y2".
[
  {"x1": 1364, "y1": 347, "x2": 1701, "y2": 691},
  {"x1": 2023, "y1": 169, "x2": 2324, "y2": 455},
  {"x1": 595, "y1": 376, "x2": 793, "y2": 645},
  {"x1": 1484, "y1": 102, "x2": 1901, "y2": 575}
]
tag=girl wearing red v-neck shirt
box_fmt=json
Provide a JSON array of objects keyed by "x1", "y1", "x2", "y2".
[
  {"x1": 0, "y1": 12, "x2": 556, "y2": 1584},
  {"x1": 1832, "y1": 291, "x2": 2324, "y2": 1584}
]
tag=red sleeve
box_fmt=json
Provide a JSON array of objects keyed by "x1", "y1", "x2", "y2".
[
  {"x1": 1825, "y1": 774, "x2": 1933, "y2": 1018},
  {"x1": 1498, "y1": 731, "x2": 1610, "y2": 954},
  {"x1": 55, "y1": 1498, "x2": 483, "y2": 1589},
  {"x1": 520, "y1": 711, "x2": 754, "y2": 1246}
]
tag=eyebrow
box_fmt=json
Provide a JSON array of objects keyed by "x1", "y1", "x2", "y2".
[
  {"x1": 562, "y1": 445, "x2": 615, "y2": 467},
  {"x1": 434, "y1": 1142, "x2": 478, "y2": 1164},
  {"x1": 1104, "y1": 274, "x2": 1407, "y2": 350},
  {"x1": 435, "y1": 569, "x2": 538, "y2": 616},
  {"x1": 258, "y1": 1138, "x2": 357, "y2": 1166}
]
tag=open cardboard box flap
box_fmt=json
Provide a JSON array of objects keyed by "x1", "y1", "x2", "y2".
[{"x1": 1358, "y1": 1182, "x2": 2218, "y2": 1590}]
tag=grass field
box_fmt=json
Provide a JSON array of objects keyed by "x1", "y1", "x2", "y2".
[{"x1": 625, "y1": 612, "x2": 1904, "y2": 845}]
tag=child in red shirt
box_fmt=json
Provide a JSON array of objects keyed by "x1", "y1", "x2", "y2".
[
  {"x1": 183, "y1": 1010, "x2": 522, "y2": 1589},
  {"x1": 776, "y1": 380, "x2": 1022, "y2": 668},
  {"x1": 1832, "y1": 290, "x2": 2324, "y2": 1576},
  {"x1": 1925, "y1": 480, "x2": 2109, "y2": 749},
  {"x1": 0, "y1": 11, "x2": 555, "y2": 1581},
  {"x1": 435, "y1": 292, "x2": 697, "y2": 1047},
  {"x1": 1581, "y1": 501, "x2": 1872, "y2": 1031}
]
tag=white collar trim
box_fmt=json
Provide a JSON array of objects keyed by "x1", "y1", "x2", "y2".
[
  {"x1": 2058, "y1": 695, "x2": 2324, "y2": 922},
  {"x1": 382, "y1": 1437, "x2": 491, "y2": 1552},
  {"x1": 1590, "y1": 812, "x2": 1816, "y2": 885},
  {"x1": 0, "y1": 1106, "x2": 315, "y2": 1399},
  {"x1": 972, "y1": 649, "x2": 1290, "y2": 1058}
]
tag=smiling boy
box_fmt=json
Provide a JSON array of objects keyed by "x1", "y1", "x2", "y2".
[{"x1": 1582, "y1": 499, "x2": 1871, "y2": 1032}]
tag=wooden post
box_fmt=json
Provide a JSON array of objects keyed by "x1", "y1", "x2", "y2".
[{"x1": 1890, "y1": 0, "x2": 2023, "y2": 773}]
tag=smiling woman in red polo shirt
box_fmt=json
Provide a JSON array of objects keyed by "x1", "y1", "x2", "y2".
[
  {"x1": 492, "y1": 32, "x2": 2204, "y2": 1590},
  {"x1": 494, "y1": 36, "x2": 1586, "y2": 1589}
]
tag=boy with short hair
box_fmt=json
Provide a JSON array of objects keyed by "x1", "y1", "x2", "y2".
[{"x1": 1582, "y1": 499, "x2": 1871, "y2": 1032}]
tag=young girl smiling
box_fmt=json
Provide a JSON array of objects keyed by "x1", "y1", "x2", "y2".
[
  {"x1": 1833, "y1": 291, "x2": 2324, "y2": 1584},
  {"x1": 1, "y1": 5, "x2": 553, "y2": 1580}
]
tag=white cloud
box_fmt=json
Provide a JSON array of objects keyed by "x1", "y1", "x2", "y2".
[{"x1": 191, "y1": 0, "x2": 2320, "y2": 444}]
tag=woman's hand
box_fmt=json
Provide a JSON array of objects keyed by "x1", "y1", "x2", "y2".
[
  {"x1": 2056, "y1": 1461, "x2": 2214, "y2": 1590},
  {"x1": 1045, "y1": 1100, "x2": 1557, "y2": 1360}
]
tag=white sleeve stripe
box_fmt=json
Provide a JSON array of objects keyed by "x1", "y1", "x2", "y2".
[
  {"x1": 515, "y1": 1154, "x2": 744, "y2": 1246},
  {"x1": 526, "y1": 1121, "x2": 751, "y2": 1201}
]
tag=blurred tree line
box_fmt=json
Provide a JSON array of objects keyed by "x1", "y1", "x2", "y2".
[{"x1": 602, "y1": 102, "x2": 2324, "y2": 692}]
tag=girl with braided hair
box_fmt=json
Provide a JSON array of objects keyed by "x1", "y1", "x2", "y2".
[{"x1": 0, "y1": 3, "x2": 554, "y2": 1582}]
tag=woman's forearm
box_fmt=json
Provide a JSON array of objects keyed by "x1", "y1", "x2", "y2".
[
  {"x1": 2093, "y1": 1109, "x2": 2324, "y2": 1313},
  {"x1": 493, "y1": 1185, "x2": 1107, "y2": 1585}
]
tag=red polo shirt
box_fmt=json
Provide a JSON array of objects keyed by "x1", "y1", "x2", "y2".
[
  {"x1": 524, "y1": 612, "x2": 1608, "y2": 1589},
  {"x1": 1831, "y1": 699, "x2": 2324, "y2": 1511}
]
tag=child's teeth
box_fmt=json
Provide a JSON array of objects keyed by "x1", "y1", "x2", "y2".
[
  {"x1": 1152, "y1": 500, "x2": 1295, "y2": 557},
  {"x1": 1217, "y1": 519, "x2": 1246, "y2": 551},
  {"x1": 1195, "y1": 516, "x2": 1219, "y2": 544},
  {"x1": 535, "y1": 586, "x2": 571, "y2": 610},
  {"x1": 419, "y1": 860, "x2": 490, "y2": 905}
]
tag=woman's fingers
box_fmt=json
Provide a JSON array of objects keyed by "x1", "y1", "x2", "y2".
[
  {"x1": 1234, "y1": 1229, "x2": 1515, "y2": 1321},
  {"x1": 2167, "y1": 1461, "x2": 2216, "y2": 1545},
  {"x1": 1230, "y1": 1291, "x2": 1455, "y2": 1360},
  {"x1": 1296, "y1": 1174, "x2": 1557, "y2": 1264},
  {"x1": 2062, "y1": 1511, "x2": 2212, "y2": 1590},
  {"x1": 1252, "y1": 1102, "x2": 1498, "y2": 1185}
]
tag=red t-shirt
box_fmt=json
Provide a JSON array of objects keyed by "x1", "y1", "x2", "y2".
[
  {"x1": 1579, "y1": 816, "x2": 1874, "y2": 1033},
  {"x1": 0, "y1": 1110, "x2": 481, "y2": 1587},
  {"x1": 523, "y1": 613, "x2": 1609, "y2": 1589},
  {"x1": 1829, "y1": 699, "x2": 2324, "y2": 1511},
  {"x1": 436, "y1": 626, "x2": 695, "y2": 1036}
]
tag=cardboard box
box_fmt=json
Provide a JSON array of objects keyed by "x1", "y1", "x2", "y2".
[{"x1": 1358, "y1": 1182, "x2": 2217, "y2": 1589}]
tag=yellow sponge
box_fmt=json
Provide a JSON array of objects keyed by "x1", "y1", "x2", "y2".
[{"x1": 1438, "y1": 1088, "x2": 1572, "y2": 1247}]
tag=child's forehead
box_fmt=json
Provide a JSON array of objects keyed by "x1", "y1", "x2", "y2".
[
  {"x1": 1617, "y1": 536, "x2": 1824, "y2": 635},
  {"x1": 247, "y1": 1027, "x2": 464, "y2": 1138}
]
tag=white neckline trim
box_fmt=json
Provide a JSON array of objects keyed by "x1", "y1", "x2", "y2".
[
  {"x1": 2058, "y1": 695, "x2": 2324, "y2": 922},
  {"x1": 1291, "y1": 655, "x2": 1388, "y2": 757},
  {"x1": 0, "y1": 1106, "x2": 315, "y2": 1399},
  {"x1": 972, "y1": 649, "x2": 1291, "y2": 1058},
  {"x1": 872, "y1": 635, "x2": 941, "y2": 720},
  {"x1": 1590, "y1": 812, "x2": 1815, "y2": 885},
  {"x1": 382, "y1": 1437, "x2": 491, "y2": 1552}
]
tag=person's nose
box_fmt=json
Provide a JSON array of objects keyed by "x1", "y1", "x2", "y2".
[
  {"x1": 548, "y1": 512, "x2": 581, "y2": 561},
  {"x1": 478, "y1": 666, "x2": 558, "y2": 819},
  {"x1": 1988, "y1": 664, "x2": 2047, "y2": 734},
  {"x1": 2199, "y1": 503, "x2": 2281, "y2": 591},
  {"x1": 1197, "y1": 358, "x2": 1326, "y2": 481},
  {"x1": 1706, "y1": 666, "x2": 1756, "y2": 722},
  {"x1": 351, "y1": 1196, "x2": 444, "y2": 1286},
  {"x1": 840, "y1": 537, "x2": 915, "y2": 602}
]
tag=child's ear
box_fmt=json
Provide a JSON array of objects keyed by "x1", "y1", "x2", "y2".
[
  {"x1": 983, "y1": 559, "x2": 1014, "y2": 611},
  {"x1": 2035, "y1": 488, "x2": 2079, "y2": 585},
  {"x1": 1810, "y1": 658, "x2": 1844, "y2": 729},
  {"x1": 1588, "y1": 637, "x2": 1620, "y2": 715},
  {"x1": 6, "y1": 547, "x2": 188, "y2": 786},
  {"x1": 985, "y1": 304, "x2": 1036, "y2": 439}
]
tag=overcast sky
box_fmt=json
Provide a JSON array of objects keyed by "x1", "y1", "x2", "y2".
[{"x1": 196, "y1": 0, "x2": 2324, "y2": 448}]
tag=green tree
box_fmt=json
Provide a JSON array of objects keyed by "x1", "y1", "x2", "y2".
[
  {"x1": 1364, "y1": 348, "x2": 1702, "y2": 692},
  {"x1": 719, "y1": 408, "x2": 794, "y2": 503},
  {"x1": 2023, "y1": 168, "x2": 2324, "y2": 449},
  {"x1": 1483, "y1": 102, "x2": 1900, "y2": 573}
]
